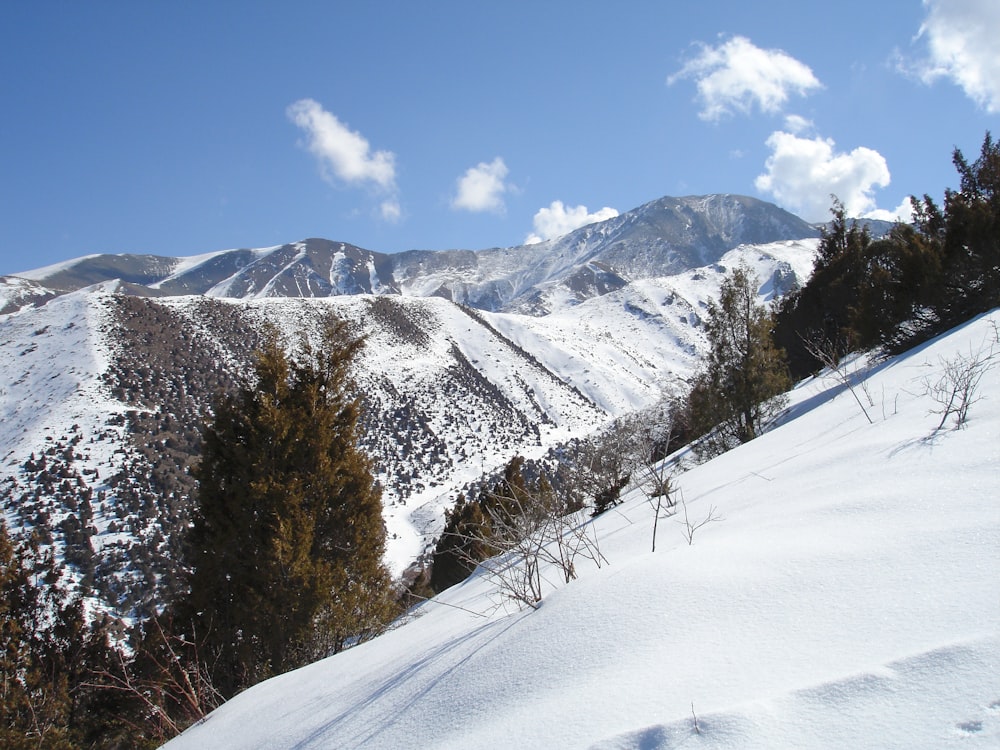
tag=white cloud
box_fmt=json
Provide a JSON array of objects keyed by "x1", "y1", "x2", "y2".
[
  {"x1": 668, "y1": 35, "x2": 822, "y2": 121},
  {"x1": 864, "y1": 197, "x2": 914, "y2": 224},
  {"x1": 287, "y1": 98, "x2": 397, "y2": 192},
  {"x1": 783, "y1": 114, "x2": 814, "y2": 135},
  {"x1": 754, "y1": 131, "x2": 891, "y2": 221},
  {"x1": 525, "y1": 201, "x2": 620, "y2": 244},
  {"x1": 379, "y1": 198, "x2": 402, "y2": 223},
  {"x1": 451, "y1": 157, "x2": 510, "y2": 213},
  {"x1": 914, "y1": 0, "x2": 1000, "y2": 112}
]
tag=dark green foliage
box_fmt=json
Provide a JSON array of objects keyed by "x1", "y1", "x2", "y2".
[
  {"x1": 776, "y1": 132, "x2": 1000, "y2": 376},
  {"x1": 850, "y1": 222, "x2": 944, "y2": 352},
  {"x1": 178, "y1": 314, "x2": 396, "y2": 698},
  {"x1": 919, "y1": 131, "x2": 1000, "y2": 335},
  {"x1": 684, "y1": 264, "x2": 791, "y2": 456},
  {"x1": 591, "y1": 474, "x2": 630, "y2": 517},
  {"x1": 774, "y1": 200, "x2": 946, "y2": 374},
  {"x1": 429, "y1": 493, "x2": 490, "y2": 593},
  {"x1": 773, "y1": 201, "x2": 875, "y2": 375}
]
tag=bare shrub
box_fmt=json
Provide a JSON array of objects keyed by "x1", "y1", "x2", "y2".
[
  {"x1": 801, "y1": 333, "x2": 874, "y2": 424},
  {"x1": 633, "y1": 410, "x2": 684, "y2": 553},
  {"x1": 924, "y1": 340, "x2": 996, "y2": 431},
  {"x1": 455, "y1": 479, "x2": 607, "y2": 610},
  {"x1": 88, "y1": 617, "x2": 223, "y2": 742},
  {"x1": 677, "y1": 497, "x2": 723, "y2": 546},
  {"x1": 575, "y1": 415, "x2": 643, "y2": 516}
]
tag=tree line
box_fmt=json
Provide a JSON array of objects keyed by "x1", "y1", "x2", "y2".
[{"x1": 681, "y1": 130, "x2": 998, "y2": 458}]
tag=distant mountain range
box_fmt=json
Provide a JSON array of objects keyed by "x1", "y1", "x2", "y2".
[
  {"x1": 0, "y1": 193, "x2": 822, "y2": 618},
  {"x1": 2, "y1": 194, "x2": 819, "y2": 315}
]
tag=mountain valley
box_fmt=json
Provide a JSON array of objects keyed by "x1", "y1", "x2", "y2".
[{"x1": 0, "y1": 194, "x2": 819, "y2": 618}]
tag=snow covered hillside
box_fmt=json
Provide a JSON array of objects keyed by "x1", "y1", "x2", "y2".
[
  {"x1": 165, "y1": 310, "x2": 1000, "y2": 750},
  {"x1": 0, "y1": 240, "x2": 817, "y2": 617}
]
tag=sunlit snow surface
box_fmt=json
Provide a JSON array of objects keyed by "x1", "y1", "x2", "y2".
[{"x1": 165, "y1": 310, "x2": 1000, "y2": 750}]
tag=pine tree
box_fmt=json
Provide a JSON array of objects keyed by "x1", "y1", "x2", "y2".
[
  {"x1": 179, "y1": 314, "x2": 395, "y2": 698},
  {"x1": 687, "y1": 264, "x2": 791, "y2": 456},
  {"x1": 428, "y1": 457, "x2": 563, "y2": 593},
  {"x1": 429, "y1": 493, "x2": 491, "y2": 593}
]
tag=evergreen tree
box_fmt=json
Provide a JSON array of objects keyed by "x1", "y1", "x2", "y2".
[
  {"x1": 773, "y1": 201, "x2": 874, "y2": 376},
  {"x1": 849, "y1": 222, "x2": 943, "y2": 352},
  {"x1": 924, "y1": 131, "x2": 1000, "y2": 333},
  {"x1": 775, "y1": 132, "x2": 999, "y2": 368},
  {"x1": 428, "y1": 457, "x2": 561, "y2": 593},
  {"x1": 686, "y1": 264, "x2": 791, "y2": 456},
  {"x1": 429, "y1": 493, "x2": 491, "y2": 593},
  {"x1": 179, "y1": 314, "x2": 395, "y2": 698},
  {"x1": 0, "y1": 523, "x2": 124, "y2": 749}
]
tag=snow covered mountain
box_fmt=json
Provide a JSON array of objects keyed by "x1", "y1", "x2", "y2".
[
  {"x1": 162, "y1": 309, "x2": 1000, "y2": 750},
  {"x1": 2, "y1": 194, "x2": 817, "y2": 316},
  {"x1": 0, "y1": 193, "x2": 818, "y2": 619}
]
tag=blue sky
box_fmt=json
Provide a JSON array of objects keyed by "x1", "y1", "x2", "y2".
[{"x1": 1, "y1": 1, "x2": 997, "y2": 276}]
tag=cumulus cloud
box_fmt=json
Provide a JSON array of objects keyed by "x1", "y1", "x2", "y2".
[
  {"x1": 668, "y1": 35, "x2": 822, "y2": 121},
  {"x1": 913, "y1": 0, "x2": 1000, "y2": 112},
  {"x1": 451, "y1": 157, "x2": 510, "y2": 213},
  {"x1": 525, "y1": 201, "x2": 620, "y2": 244},
  {"x1": 754, "y1": 131, "x2": 891, "y2": 221},
  {"x1": 287, "y1": 98, "x2": 398, "y2": 196}
]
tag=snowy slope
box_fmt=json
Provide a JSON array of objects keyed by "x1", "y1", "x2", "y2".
[
  {"x1": 491, "y1": 240, "x2": 815, "y2": 413},
  {"x1": 0, "y1": 275, "x2": 58, "y2": 313},
  {"x1": 0, "y1": 286, "x2": 127, "y2": 496},
  {"x1": 165, "y1": 310, "x2": 1000, "y2": 750}
]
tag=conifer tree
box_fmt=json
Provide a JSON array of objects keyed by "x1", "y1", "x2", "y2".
[
  {"x1": 772, "y1": 201, "x2": 874, "y2": 376},
  {"x1": 926, "y1": 131, "x2": 1000, "y2": 331},
  {"x1": 775, "y1": 132, "x2": 999, "y2": 369},
  {"x1": 180, "y1": 314, "x2": 394, "y2": 698},
  {"x1": 429, "y1": 493, "x2": 491, "y2": 593},
  {"x1": 687, "y1": 264, "x2": 791, "y2": 456}
]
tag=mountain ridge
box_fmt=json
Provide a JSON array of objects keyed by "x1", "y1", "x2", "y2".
[{"x1": 2, "y1": 194, "x2": 818, "y2": 315}]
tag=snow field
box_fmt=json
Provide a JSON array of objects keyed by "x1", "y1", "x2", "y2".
[{"x1": 165, "y1": 309, "x2": 1000, "y2": 750}]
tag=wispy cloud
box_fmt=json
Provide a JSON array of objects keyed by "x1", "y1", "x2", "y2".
[
  {"x1": 907, "y1": 0, "x2": 1000, "y2": 112},
  {"x1": 754, "y1": 131, "x2": 891, "y2": 222},
  {"x1": 782, "y1": 114, "x2": 814, "y2": 135},
  {"x1": 287, "y1": 98, "x2": 400, "y2": 218},
  {"x1": 668, "y1": 35, "x2": 821, "y2": 121},
  {"x1": 451, "y1": 157, "x2": 510, "y2": 213},
  {"x1": 525, "y1": 201, "x2": 619, "y2": 244},
  {"x1": 379, "y1": 198, "x2": 402, "y2": 223}
]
